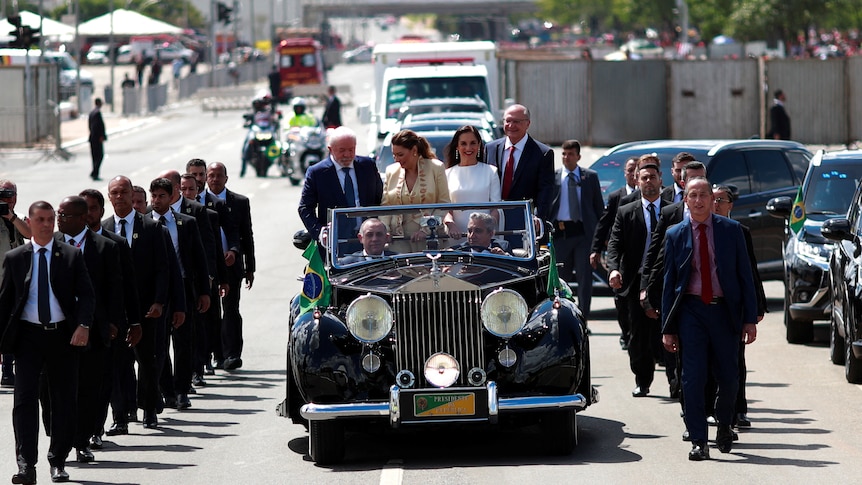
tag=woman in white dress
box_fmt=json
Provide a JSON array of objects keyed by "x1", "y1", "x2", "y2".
[{"x1": 444, "y1": 125, "x2": 501, "y2": 239}]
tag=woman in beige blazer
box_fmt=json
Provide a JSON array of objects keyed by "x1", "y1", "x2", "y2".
[{"x1": 382, "y1": 130, "x2": 456, "y2": 251}]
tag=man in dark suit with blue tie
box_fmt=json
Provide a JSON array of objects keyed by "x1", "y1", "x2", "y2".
[
  {"x1": 484, "y1": 104, "x2": 555, "y2": 226},
  {"x1": 298, "y1": 126, "x2": 383, "y2": 239},
  {"x1": 550, "y1": 140, "x2": 604, "y2": 322},
  {"x1": 661, "y1": 177, "x2": 758, "y2": 461}
]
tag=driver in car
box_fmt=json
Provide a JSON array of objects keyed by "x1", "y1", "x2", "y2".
[
  {"x1": 341, "y1": 218, "x2": 397, "y2": 263},
  {"x1": 452, "y1": 212, "x2": 508, "y2": 255}
]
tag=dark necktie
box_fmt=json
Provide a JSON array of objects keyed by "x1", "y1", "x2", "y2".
[
  {"x1": 698, "y1": 224, "x2": 713, "y2": 305},
  {"x1": 342, "y1": 167, "x2": 356, "y2": 207},
  {"x1": 159, "y1": 216, "x2": 167, "y2": 227},
  {"x1": 567, "y1": 171, "x2": 581, "y2": 222},
  {"x1": 68, "y1": 238, "x2": 76, "y2": 247},
  {"x1": 37, "y1": 248, "x2": 50, "y2": 325},
  {"x1": 198, "y1": 194, "x2": 204, "y2": 205},
  {"x1": 647, "y1": 203, "x2": 657, "y2": 233},
  {"x1": 119, "y1": 219, "x2": 127, "y2": 238},
  {"x1": 502, "y1": 146, "x2": 515, "y2": 199}
]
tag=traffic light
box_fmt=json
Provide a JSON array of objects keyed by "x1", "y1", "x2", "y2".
[
  {"x1": 7, "y1": 15, "x2": 40, "y2": 48},
  {"x1": 217, "y1": 2, "x2": 233, "y2": 24}
]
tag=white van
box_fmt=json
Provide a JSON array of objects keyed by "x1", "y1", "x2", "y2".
[{"x1": 0, "y1": 48, "x2": 95, "y2": 99}]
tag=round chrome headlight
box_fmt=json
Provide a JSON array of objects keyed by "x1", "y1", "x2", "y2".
[
  {"x1": 346, "y1": 294, "x2": 393, "y2": 343},
  {"x1": 424, "y1": 352, "x2": 460, "y2": 388},
  {"x1": 481, "y1": 288, "x2": 528, "y2": 337}
]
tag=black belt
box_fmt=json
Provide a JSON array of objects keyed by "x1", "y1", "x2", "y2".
[
  {"x1": 21, "y1": 319, "x2": 64, "y2": 330},
  {"x1": 685, "y1": 295, "x2": 725, "y2": 305},
  {"x1": 554, "y1": 220, "x2": 584, "y2": 238}
]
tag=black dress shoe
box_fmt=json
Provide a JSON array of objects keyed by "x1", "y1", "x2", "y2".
[
  {"x1": 736, "y1": 413, "x2": 752, "y2": 428},
  {"x1": 682, "y1": 429, "x2": 691, "y2": 441},
  {"x1": 11, "y1": 465, "x2": 35, "y2": 484},
  {"x1": 163, "y1": 395, "x2": 178, "y2": 410},
  {"x1": 105, "y1": 422, "x2": 128, "y2": 436},
  {"x1": 50, "y1": 466, "x2": 69, "y2": 482},
  {"x1": 689, "y1": 441, "x2": 710, "y2": 461},
  {"x1": 204, "y1": 364, "x2": 215, "y2": 376},
  {"x1": 716, "y1": 424, "x2": 734, "y2": 453},
  {"x1": 76, "y1": 447, "x2": 95, "y2": 463},
  {"x1": 0, "y1": 373, "x2": 14, "y2": 388},
  {"x1": 177, "y1": 394, "x2": 192, "y2": 410},
  {"x1": 143, "y1": 411, "x2": 158, "y2": 429},
  {"x1": 127, "y1": 411, "x2": 139, "y2": 422},
  {"x1": 669, "y1": 378, "x2": 681, "y2": 399},
  {"x1": 223, "y1": 357, "x2": 243, "y2": 370},
  {"x1": 90, "y1": 434, "x2": 103, "y2": 449},
  {"x1": 192, "y1": 373, "x2": 206, "y2": 387},
  {"x1": 632, "y1": 386, "x2": 649, "y2": 397},
  {"x1": 619, "y1": 336, "x2": 629, "y2": 350},
  {"x1": 212, "y1": 358, "x2": 224, "y2": 370},
  {"x1": 187, "y1": 385, "x2": 197, "y2": 395}
]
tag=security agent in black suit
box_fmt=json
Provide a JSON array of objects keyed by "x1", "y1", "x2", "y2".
[
  {"x1": 206, "y1": 162, "x2": 255, "y2": 371},
  {"x1": 767, "y1": 89, "x2": 791, "y2": 140},
  {"x1": 88, "y1": 98, "x2": 107, "y2": 181},
  {"x1": 103, "y1": 176, "x2": 170, "y2": 430},
  {"x1": 550, "y1": 140, "x2": 604, "y2": 322},
  {"x1": 159, "y1": 169, "x2": 217, "y2": 281},
  {"x1": 55, "y1": 196, "x2": 124, "y2": 464},
  {"x1": 484, "y1": 104, "x2": 555, "y2": 227},
  {"x1": 590, "y1": 156, "x2": 638, "y2": 349},
  {"x1": 1, "y1": 201, "x2": 95, "y2": 484},
  {"x1": 149, "y1": 178, "x2": 210, "y2": 410},
  {"x1": 660, "y1": 152, "x2": 697, "y2": 205},
  {"x1": 606, "y1": 159, "x2": 669, "y2": 398},
  {"x1": 321, "y1": 85, "x2": 342, "y2": 128},
  {"x1": 79, "y1": 188, "x2": 142, "y2": 445}
]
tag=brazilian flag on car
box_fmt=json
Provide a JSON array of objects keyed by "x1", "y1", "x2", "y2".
[
  {"x1": 546, "y1": 234, "x2": 573, "y2": 299},
  {"x1": 299, "y1": 241, "x2": 331, "y2": 315},
  {"x1": 789, "y1": 185, "x2": 806, "y2": 234}
]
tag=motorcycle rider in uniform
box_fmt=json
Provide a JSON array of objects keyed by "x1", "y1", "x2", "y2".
[
  {"x1": 241, "y1": 96, "x2": 278, "y2": 177},
  {"x1": 287, "y1": 98, "x2": 317, "y2": 128}
]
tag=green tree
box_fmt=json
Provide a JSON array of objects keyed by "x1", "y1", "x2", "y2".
[{"x1": 41, "y1": 0, "x2": 206, "y2": 30}]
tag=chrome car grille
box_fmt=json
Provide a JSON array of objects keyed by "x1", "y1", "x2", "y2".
[{"x1": 392, "y1": 290, "x2": 485, "y2": 387}]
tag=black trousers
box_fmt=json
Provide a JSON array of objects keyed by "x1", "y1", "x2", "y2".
[
  {"x1": 74, "y1": 344, "x2": 110, "y2": 449},
  {"x1": 107, "y1": 337, "x2": 137, "y2": 425},
  {"x1": 134, "y1": 315, "x2": 167, "y2": 413},
  {"x1": 221, "y1": 272, "x2": 244, "y2": 359},
  {"x1": 14, "y1": 323, "x2": 79, "y2": 467},
  {"x1": 626, "y1": 292, "x2": 662, "y2": 389},
  {"x1": 161, "y1": 280, "x2": 196, "y2": 397},
  {"x1": 205, "y1": 286, "x2": 224, "y2": 364},
  {"x1": 89, "y1": 140, "x2": 104, "y2": 178}
]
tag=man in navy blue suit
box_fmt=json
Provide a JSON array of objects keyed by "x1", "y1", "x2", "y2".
[
  {"x1": 484, "y1": 104, "x2": 555, "y2": 225},
  {"x1": 298, "y1": 126, "x2": 383, "y2": 240},
  {"x1": 661, "y1": 177, "x2": 758, "y2": 461}
]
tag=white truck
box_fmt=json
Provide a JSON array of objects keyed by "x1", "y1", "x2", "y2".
[{"x1": 362, "y1": 41, "x2": 498, "y2": 149}]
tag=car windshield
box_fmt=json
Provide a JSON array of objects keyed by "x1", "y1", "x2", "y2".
[
  {"x1": 803, "y1": 161, "x2": 862, "y2": 216},
  {"x1": 385, "y1": 77, "x2": 491, "y2": 118},
  {"x1": 329, "y1": 202, "x2": 537, "y2": 268},
  {"x1": 591, "y1": 147, "x2": 709, "y2": 203}
]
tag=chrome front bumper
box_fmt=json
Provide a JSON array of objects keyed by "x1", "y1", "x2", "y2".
[{"x1": 299, "y1": 381, "x2": 599, "y2": 425}]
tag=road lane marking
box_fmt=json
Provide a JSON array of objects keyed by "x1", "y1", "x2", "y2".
[
  {"x1": 379, "y1": 459, "x2": 403, "y2": 485},
  {"x1": 259, "y1": 181, "x2": 271, "y2": 190}
]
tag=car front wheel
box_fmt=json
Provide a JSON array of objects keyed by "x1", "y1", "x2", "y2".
[
  {"x1": 784, "y1": 283, "x2": 813, "y2": 344},
  {"x1": 831, "y1": 309, "x2": 845, "y2": 365},
  {"x1": 309, "y1": 420, "x2": 344, "y2": 465},
  {"x1": 541, "y1": 410, "x2": 578, "y2": 455}
]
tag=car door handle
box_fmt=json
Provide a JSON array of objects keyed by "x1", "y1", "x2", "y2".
[{"x1": 749, "y1": 211, "x2": 762, "y2": 218}]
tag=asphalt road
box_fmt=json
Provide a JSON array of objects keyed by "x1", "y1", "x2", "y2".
[{"x1": 0, "y1": 57, "x2": 859, "y2": 485}]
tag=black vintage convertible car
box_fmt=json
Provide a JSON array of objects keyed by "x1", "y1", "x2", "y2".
[{"x1": 277, "y1": 201, "x2": 598, "y2": 465}]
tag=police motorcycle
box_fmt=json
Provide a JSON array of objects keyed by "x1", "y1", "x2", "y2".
[
  {"x1": 281, "y1": 97, "x2": 327, "y2": 185},
  {"x1": 241, "y1": 95, "x2": 284, "y2": 178}
]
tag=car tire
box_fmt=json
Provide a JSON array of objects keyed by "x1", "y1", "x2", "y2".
[
  {"x1": 784, "y1": 283, "x2": 813, "y2": 343},
  {"x1": 542, "y1": 410, "x2": 577, "y2": 455},
  {"x1": 308, "y1": 420, "x2": 344, "y2": 465},
  {"x1": 831, "y1": 309, "x2": 846, "y2": 365}
]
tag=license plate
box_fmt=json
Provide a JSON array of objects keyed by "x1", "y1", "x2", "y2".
[{"x1": 413, "y1": 392, "x2": 475, "y2": 417}]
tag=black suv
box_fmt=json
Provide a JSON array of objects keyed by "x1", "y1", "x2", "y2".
[
  {"x1": 767, "y1": 151, "x2": 862, "y2": 344},
  {"x1": 822, "y1": 172, "x2": 862, "y2": 382},
  {"x1": 591, "y1": 139, "x2": 812, "y2": 281}
]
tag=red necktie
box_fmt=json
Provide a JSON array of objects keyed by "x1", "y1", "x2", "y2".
[
  {"x1": 698, "y1": 224, "x2": 713, "y2": 305},
  {"x1": 502, "y1": 146, "x2": 515, "y2": 199}
]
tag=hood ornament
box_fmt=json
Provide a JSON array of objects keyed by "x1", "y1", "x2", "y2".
[{"x1": 425, "y1": 252, "x2": 442, "y2": 288}]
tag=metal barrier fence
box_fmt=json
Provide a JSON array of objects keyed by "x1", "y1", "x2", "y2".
[{"x1": 0, "y1": 64, "x2": 60, "y2": 148}]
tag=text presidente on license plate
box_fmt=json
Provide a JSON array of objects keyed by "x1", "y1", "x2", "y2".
[{"x1": 414, "y1": 393, "x2": 476, "y2": 417}]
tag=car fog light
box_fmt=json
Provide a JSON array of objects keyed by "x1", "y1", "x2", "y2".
[
  {"x1": 798, "y1": 291, "x2": 811, "y2": 302},
  {"x1": 396, "y1": 370, "x2": 415, "y2": 388},
  {"x1": 467, "y1": 367, "x2": 487, "y2": 386},
  {"x1": 346, "y1": 294, "x2": 393, "y2": 343},
  {"x1": 362, "y1": 353, "x2": 381, "y2": 373},
  {"x1": 424, "y1": 352, "x2": 460, "y2": 388},
  {"x1": 498, "y1": 348, "x2": 517, "y2": 368}
]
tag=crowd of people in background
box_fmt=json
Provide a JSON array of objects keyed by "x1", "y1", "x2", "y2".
[{"x1": 0, "y1": 159, "x2": 255, "y2": 484}]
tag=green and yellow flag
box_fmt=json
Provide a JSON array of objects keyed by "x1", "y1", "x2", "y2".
[
  {"x1": 547, "y1": 234, "x2": 573, "y2": 299},
  {"x1": 789, "y1": 186, "x2": 806, "y2": 234},
  {"x1": 299, "y1": 241, "x2": 331, "y2": 315}
]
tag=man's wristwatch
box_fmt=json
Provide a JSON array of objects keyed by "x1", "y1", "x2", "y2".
[{"x1": 79, "y1": 324, "x2": 90, "y2": 329}]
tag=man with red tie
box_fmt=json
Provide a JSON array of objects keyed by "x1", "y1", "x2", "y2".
[
  {"x1": 660, "y1": 177, "x2": 758, "y2": 461},
  {"x1": 484, "y1": 104, "x2": 555, "y2": 231}
]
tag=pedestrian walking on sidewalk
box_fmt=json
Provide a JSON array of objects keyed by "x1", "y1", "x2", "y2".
[{"x1": 88, "y1": 98, "x2": 107, "y2": 181}]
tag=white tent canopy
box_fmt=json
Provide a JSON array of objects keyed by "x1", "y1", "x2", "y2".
[
  {"x1": 77, "y1": 9, "x2": 183, "y2": 36},
  {"x1": 0, "y1": 11, "x2": 76, "y2": 42}
]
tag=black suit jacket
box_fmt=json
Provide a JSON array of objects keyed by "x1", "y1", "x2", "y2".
[
  {"x1": 298, "y1": 156, "x2": 383, "y2": 238},
  {"x1": 205, "y1": 207, "x2": 229, "y2": 285},
  {"x1": 550, "y1": 167, "x2": 604, "y2": 241},
  {"x1": 660, "y1": 184, "x2": 684, "y2": 204},
  {"x1": 55, "y1": 230, "x2": 124, "y2": 348},
  {"x1": 88, "y1": 108, "x2": 106, "y2": 142},
  {"x1": 220, "y1": 189, "x2": 256, "y2": 276},
  {"x1": 96, "y1": 228, "x2": 141, "y2": 331},
  {"x1": 179, "y1": 197, "x2": 217, "y2": 279},
  {"x1": 768, "y1": 104, "x2": 791, "y2": 140},
  {"x1": 102, "y1": 212, "x2": 170, "y2": 316},
  {"x1": 641, "y1": 202, "x2": 686, "y2": 307},
  {"x1": 484, "y1": 135, "x2": 555, "y2": 221},
  {"x1": 203, "y1": 192, "x2": 241, "y2": 255},
  {"x1": 591, "y1": 186, "x2": 631, "y2": 254},
  {"x1": 151, "y1": 210, "x2": 210, "y2": 300},
  {"x1": 322, "y1": 95, "x2": 342, "y2": 127},
  {"x1": 0, "y1": 241, "x2": 95, "y2": 353},
  {"x1": 606, "y1": 197, "x2": 668, "y2": 297}
]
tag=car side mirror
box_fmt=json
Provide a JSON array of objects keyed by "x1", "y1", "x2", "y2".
[
  {"x1": 766, "y1": 196, "x2": 793, "y2": 219},
  {"x1": 821, "y1": 218, "x2": 853, "y2": 242},
  {"x1": 293, "y1": 229, "x2": 312, "y2": 250}
]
